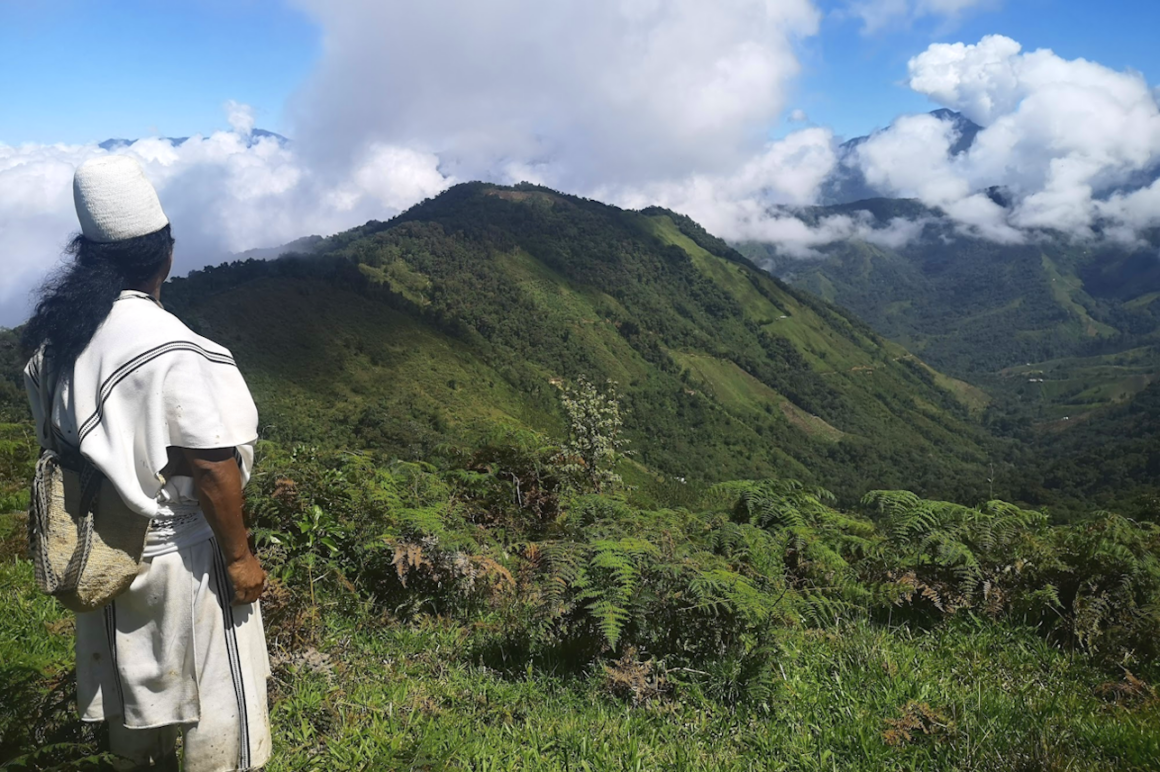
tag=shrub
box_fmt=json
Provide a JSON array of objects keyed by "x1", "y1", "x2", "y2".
[{"x1": 241, "y1": 438, "x2": 1160, "y2": 678}]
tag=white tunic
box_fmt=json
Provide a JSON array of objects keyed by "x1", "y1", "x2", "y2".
[
  {"x1": 24, "y1": 289, "x2": 259, "y2": 517},
  {"x1": 24, "y1": 290, "x2": 270, "y2": 771},
  {"x1": 74, "y1": 537, "x2": 272, "y2": 771}
]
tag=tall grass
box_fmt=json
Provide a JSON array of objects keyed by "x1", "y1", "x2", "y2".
[{"x1": 2, "y1": 435, "x2": 1159, "y2": 770}]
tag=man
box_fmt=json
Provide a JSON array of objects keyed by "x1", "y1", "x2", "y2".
[{"x1": 23, "y1": 155, "x2": 271, "y2": 771}]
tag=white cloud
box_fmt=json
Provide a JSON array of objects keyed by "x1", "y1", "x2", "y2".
[
  {"x1": 3, "y1": 0, "x2": 833, "y2": 325},
  {"x1": 601, "y1": 128, "x2": 838, "y2": 240},
  {"x1": 740, "y1": 211, "x2": 932, "y2": 258},
  {"x1": 857, "y1": 113, "x2": 967, "y2": 203},
  {"x1": 855, "y1": 112, "x2": 1022, "y2": 242},
  {"x1": 290, "y1": 0, "x2": 820, "y2": 187},
  {"x1": 224, "y1": 100, "x2": 256, "y2": 135},
  {"x1": 852, "y1": 35, "x2": 1160, "y2": 243},
  {"x1": 0, "y1": 126, "x2": 452, "y2": 325},
  {"x1": 1095, "y1": 178, "x2": 1160, "y2": 245},
  {"x1": 602, "y1": 127, "x2": 940, "y2": 259}
]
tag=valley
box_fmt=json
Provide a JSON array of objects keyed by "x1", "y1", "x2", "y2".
[
  {"x1": 1, "y1": 183, "x2": 1158, "y2": 770},
  {"x1": 6, "y1": 6, "x2": 1160, "y2": 769}
]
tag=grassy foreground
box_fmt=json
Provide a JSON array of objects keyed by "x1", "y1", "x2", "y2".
[
  {"x1": 2, "y1": 388, "x2": 1158, "y2": 770},
  {"x1": 3, "y1": 492, "x2": 1159, "y2": 772},
  {"x1": 2, "y1": 546, "x2": 1158, "y2": 771}
]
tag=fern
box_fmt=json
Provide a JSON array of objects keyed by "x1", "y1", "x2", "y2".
[
  {"x1": 708, "y1": 521, "x2": 787, "y2": 581},
  {"x1": 686, "y1": 569, "x2": 773, "y2": 629},
  {"x1": 573, "y1": 539, "x2": 656, "y2": 650},
  {"x1": 738, "y1": 479, "x2": 839, "y2": 531},
  {"x1": 540, "y1": 540, "x2": 585, "y2": 614},
  {"x1": 570, "y1": 494, "x2": 635, "y2": 527},
  {"x1": 861, "y1": 490, "x2": 922, "y2": 524}
]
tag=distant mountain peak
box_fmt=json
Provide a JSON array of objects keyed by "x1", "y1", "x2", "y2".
[
  {"x1": 98, "y1": 129, "x2": 288, "y2": 151},
  {"x1": 822, "y1": 110, "x2": 982, "y2": 206}
]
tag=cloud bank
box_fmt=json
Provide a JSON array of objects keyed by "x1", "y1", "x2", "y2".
[
  {"x1": 0, "y1": 131, "x2": 450, "y2": 324},
  {"x1": 2, "y1": 0, "x2": 826, "y2": 326},
  {"x1": 609, "y1": 33, "x2": 1160, "y2": 255},
  {"x1": 291, "y1": 0, "x2": 820, "y2": 187},
  {"x1": 5, "y1": 11, "x2": 1160, "y2": 326},
  {"x1": 856, "y1": 35, "x2": 1160, "y2": 243}
]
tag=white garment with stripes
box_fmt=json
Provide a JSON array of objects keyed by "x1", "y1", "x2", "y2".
[
  {"x1": 76, "y1": 533, "x2": 272, "y2": 772},
  {"x1": 23, "y1": 289, "x2": 259, "y2": 518},
  {"x1": 23, "y1": 288, "x2": 268, "y2": 769}
]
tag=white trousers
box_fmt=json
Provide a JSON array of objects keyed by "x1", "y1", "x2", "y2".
[{"x1": 75, "y1": 537, "x2": 272, "y2": 772}]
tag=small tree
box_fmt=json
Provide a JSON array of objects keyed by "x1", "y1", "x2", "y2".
[{"x1": 560, "y1": 377, "x2": 631, "y2": 494}]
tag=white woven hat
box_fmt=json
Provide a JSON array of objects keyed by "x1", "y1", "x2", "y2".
[{"x1": 73, "y1": 155, "x2": 169, "y2": 243}]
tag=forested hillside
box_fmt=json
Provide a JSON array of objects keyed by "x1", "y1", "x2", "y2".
[
  {"x1": 5, "y1": 184, "x2": 1155, "y2": 517},
  {"x1": 4, "y1": 185, "x2": 1160, "y2": 770},
  {"x1": 140, "y1": 183, "x2": 994, "y2": 503},
  {"x1": 738, "y1": 203, "x2": 1160, "y2": 426},
  {"x1": 1018, "y1": 380, "x2": 1160, "y2": 519}
]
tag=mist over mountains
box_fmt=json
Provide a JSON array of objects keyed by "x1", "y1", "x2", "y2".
[
  {"x1": 97, "y1": 128, "x2": 289, "y2": 152},
  {"x1": 9, "y1": 31, "x2": 1160, "y2": 329},
  {"x1": 819, "y1": 110, "x2": 983, "y2": 206}
]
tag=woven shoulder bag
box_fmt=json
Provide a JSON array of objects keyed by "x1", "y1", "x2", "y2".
[{"x1": 27, "y1": 363, "x2": 149, "y2": 613}]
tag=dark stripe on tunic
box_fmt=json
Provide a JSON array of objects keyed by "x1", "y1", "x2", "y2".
[
  {"x1": 77, "y1": 342, "x2": 236, "y2": 444},
  {"x1": 104, "y1": 601, "x2": 127, "y2": 716},
  {"x1": 210, "y1": 538, "x2": 252, "y2": 770}
]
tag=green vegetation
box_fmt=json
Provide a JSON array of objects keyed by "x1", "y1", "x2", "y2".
[
  {"x1": 146, "y1": 182, "x2": 997, "y2": 505},
  {"x1": 994, "y1": 347, "x2": 1157, "y2": 421},
  {"x1": 2, "y1": 183, "x2": 1158, "y2": 768},
  {"x1": 736, "y1": 200, "x2": 1159, "y2": 519},
  {"x1": 737, "y1": 205, "x2": 1160, "y2": 423},
  {"x1": 0, "y1": 330, "x2": 35, "y2": 513},
  {"x1": 0, "y1": 424, "x2": 35, "y2": 514},
  {"x1": 4, "y1": 429, "x2": 1159, "y2": 770},
  {"x1": 1013, "y1": 380, "x2": 1160, "y2": 521}
]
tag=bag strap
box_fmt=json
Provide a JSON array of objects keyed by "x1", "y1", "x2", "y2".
[
  {"x1": 34, "y1": 353, "x2": 59, "y2": 454},
  {"x1": 35, "y1": 354, "x2": 80, "y2": 460},
  {"x1": 37, "y1": 354, "x2": 70, "y2": 452}
]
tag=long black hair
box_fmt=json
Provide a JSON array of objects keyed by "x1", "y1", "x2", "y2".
[{"x1": 21, "y1": 225, "x2": 174, "y2": 365}]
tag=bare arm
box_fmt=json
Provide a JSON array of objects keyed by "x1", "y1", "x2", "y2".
[{"x1": 181, "y1": 447, "x2": 265, "y2": 605}]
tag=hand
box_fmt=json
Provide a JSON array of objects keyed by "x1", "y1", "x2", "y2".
[{"x1": 225, "y1": 552, "x2": 266, "y2": 606}]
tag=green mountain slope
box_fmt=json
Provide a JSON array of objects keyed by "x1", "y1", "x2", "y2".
[
  {"x1": 1015, "y1": 379, "x2": 1160, "y2": 519},
  {"x1": 152, "y1": 183, "x2": 994, "y2": 502},
  {"x1": 737, "y1": 202, "x2": 1160, "y2": 420}
]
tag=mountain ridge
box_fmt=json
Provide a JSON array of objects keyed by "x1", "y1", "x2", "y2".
[
  {"x1": 145, "y1": 181, "x2": 998, "y2": 503},
  {"x1": 820, "y1": 110, "x2": 983, "y2": 205},
  {"x1": 1, "y1": 180, "x2": 1151, "y2": 515},
  {"x1": 736, "y1": 203, "x2": 1160, "y2": 398},
  {"x1": 98, "y1": 127, "x2": 288, "y2": 151}
]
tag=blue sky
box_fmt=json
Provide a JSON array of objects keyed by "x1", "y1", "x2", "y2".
[
  {"x1": 3, "y1": 0, "x2": 1157, "y2": 145},
  {"x1": 0, "y1": 0, "x2": 318, "y2": 143},
  {"x1": 5, "y1": 0, "x2": 1160, "y2": 326},
  {"x1": 802, "y1": 0, "x2": 1160, "y2": 139}
]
